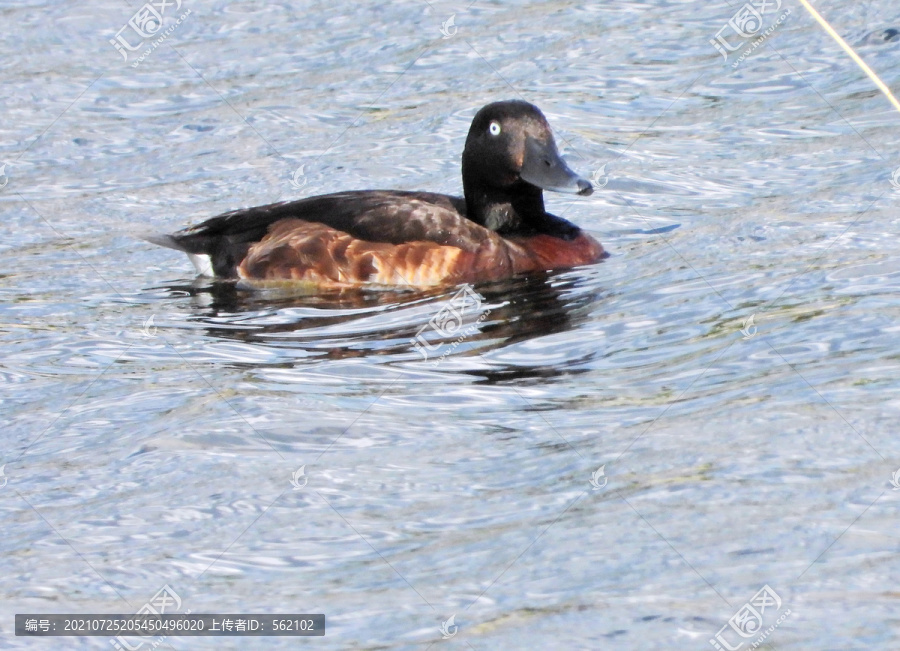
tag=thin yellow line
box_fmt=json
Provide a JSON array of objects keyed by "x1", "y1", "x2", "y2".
[{"x1": 797, "y1": 0, "x2": 900, "y2": 114}]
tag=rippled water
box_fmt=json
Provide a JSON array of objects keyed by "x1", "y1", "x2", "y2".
[{"x1": 3, "y1": 1, "x2": 900, "y2": 649}]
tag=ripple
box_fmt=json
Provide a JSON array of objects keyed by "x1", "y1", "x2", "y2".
[{"x1": 3, "y1": 1, "x2": 900, "y2": 649}]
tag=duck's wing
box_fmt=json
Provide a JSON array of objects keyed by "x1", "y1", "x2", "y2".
[
  {"x1": 238, "y1": 218, "x2": 514, "y2": 288},
  {"x1": 145, "y1": 190, "x2": 492, "y2": 277}
]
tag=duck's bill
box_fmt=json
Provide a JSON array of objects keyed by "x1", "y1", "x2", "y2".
[{"x1": 520, "y1": 137, "x2": 593, "y2": 196}]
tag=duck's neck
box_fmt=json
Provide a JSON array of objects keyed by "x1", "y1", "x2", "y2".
[{"x1": 463, "y1": 177, "x2": 547, "y2": 235}]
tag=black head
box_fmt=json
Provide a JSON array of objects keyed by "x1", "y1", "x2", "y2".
[{"x1": 461, "y1": 100, "x2": 593, "y2": 234}]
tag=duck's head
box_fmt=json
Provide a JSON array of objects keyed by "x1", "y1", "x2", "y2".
[{"x1": 461, "y1": 100, "x2": 593, "y2": 234}]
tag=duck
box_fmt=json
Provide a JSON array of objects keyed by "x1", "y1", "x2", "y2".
[{"x1": 145, "y1": 100, "x2": 604, "y2": 289}]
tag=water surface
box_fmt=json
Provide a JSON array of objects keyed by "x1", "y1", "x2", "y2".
[{"x1": 2, "y1": 1, "x2": 900, "y2": 649}]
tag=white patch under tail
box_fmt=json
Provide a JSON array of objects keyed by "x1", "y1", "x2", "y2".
[{"x1": 187, "y1": 253, "x2": 215, "y2": 277}]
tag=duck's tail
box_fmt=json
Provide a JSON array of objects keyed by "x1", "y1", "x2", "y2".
[
  {"x1": 140, "y1": 231, "x2": 216, "y2": 277},
  {"x1": 141, "y1": 232, "x2": 186, "y2": 252},
  {"x1": 141, "y1": 198, "x2": 316, "y2": 279}
]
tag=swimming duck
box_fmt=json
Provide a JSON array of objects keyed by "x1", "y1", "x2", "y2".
[{"x1": 146, "y1": 100, "x2": 604, "y2": 288}]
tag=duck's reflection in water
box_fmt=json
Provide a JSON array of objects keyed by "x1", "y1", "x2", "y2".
[{"x1": 151, "y1": 269, "x2": 605, "y2": 382}]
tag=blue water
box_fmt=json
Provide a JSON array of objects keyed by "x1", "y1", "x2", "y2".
[{"x1": 2, "y1": 1, "x2": 900, "y2": 649}]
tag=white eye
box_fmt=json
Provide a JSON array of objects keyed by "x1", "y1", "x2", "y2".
[{"x1": 488, "y1": 121, "x2": 501, "y2": 136}]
